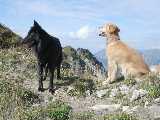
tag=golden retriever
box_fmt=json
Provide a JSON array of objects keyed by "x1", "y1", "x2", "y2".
[{"x1": 99, "y1": 23, "x2": 150, "y2": 84}]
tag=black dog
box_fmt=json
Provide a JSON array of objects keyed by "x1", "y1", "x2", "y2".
[{"x1": 22, "y1": 20, "x2": 62, "y2": 93}]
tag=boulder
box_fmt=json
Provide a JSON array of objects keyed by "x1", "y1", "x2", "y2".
[
  {"x1": 96, "y1": 89, "x2": 108, "y2": 98},
  {"x1": 130, "y1": 89, "x2": 148, "y2": 102},
  {"x1": 90, "y1": 104, "x2": 121, "y2": 112}
]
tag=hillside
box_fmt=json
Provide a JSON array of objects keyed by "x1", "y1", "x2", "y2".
[
  {"x1": 1, "y1": 47, "x2": 160, "y2": 120},
  {"x1": 0, "y1": 23, "x2": 21, "y2": 48},
  {"x1": 1, "y1": 24, "x2": 160, "y2": 120},
  {"x1": 95, "y1": 49, "x2": 160, "y2": 69}
]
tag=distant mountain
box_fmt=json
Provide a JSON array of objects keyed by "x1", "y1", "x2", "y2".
[
  {"x1": 0, "y1": 23, "x2": 21, "y2": 49},
  {"x1": 95, "y1": 49, "x2": 160, "y2": 69},
  {"x1": 95, "y1": 49, "x2": 107, "y2": 68},
  {"x1": 62, "y1": 46, "x2": 105, "y2": 79}
]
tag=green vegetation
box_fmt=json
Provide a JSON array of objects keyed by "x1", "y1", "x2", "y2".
[
  {"x1": 0, "y1": 76, "x2": 39, "y2": 119},
  {"x1": 0, "y1": 74, "x2": 72, "y2": 120},
  {"x1": 140, "y1": 74, "x2": 160, "y2": 100},
  {"x1": 67, "y1": 78, "x2": 96, "y2": 97},
  {"x1": 0, "y1": 23, "x2": 21, "y2": 48},
  {"x1": 24, "y1": 101, "x2": 72, "y2": 120},
  {"x1": 23, "y1": 106, "x2": 45, "y2": 120},
  {"x1": 124, "y1": 76, "x2": 136, "y2": 86},
  {"x1": 70, "y1": 112, "x2": 96, "y2": 120},
  {"x1": 47, "y1": 101, "x2": 72, "y2": 120},
  {"x1": 146, "y1": 86, "x2": 160, "y2": 98},
  {"x1": 104, "y1": 113, "x2": 137, "y2": 120}
]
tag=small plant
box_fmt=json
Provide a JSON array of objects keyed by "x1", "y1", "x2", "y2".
[
  {"x1": 46, "y1": 101, "x2": 72, "y2": 120},
  {"x1": 104, "y1": 113, "x2": 137, "y2": 120},
  {"x1": 140, "y1": 73, "x2": 160, "y2": 100},
  {"x1": 20, "y1": 89, "x2": 40, "y2": 106},
  {"x1": 146, "y1": 86, "x2": 160, "y2": 99},
  {"x1": 23, "y1": 106, "x2": 46, "y2": 120},
  {"x1": 70, "y1": 112, "x2": 96, "y2": 120},
  {"x1": 68, "y1": 78, "x2": 96, "y2": 97},
  {"x1": 124, "y1": 76, "x2": 136, "y2": 86}
]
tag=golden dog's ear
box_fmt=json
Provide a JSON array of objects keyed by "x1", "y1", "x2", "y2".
[
  {"x1": 107, "y1": 24, "x2": 120, "y2": 33},
  {"x1": 117, "y1": 27, "x2": 120, "y2": 32}
]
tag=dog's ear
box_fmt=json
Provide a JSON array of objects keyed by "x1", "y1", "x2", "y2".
[
  {"x1": 34, "y1": 20, "x2": 40, "y2": 28},
  {"x1": 117, "y1": 27, "x2": 120, "y2": 32},
  {"x1": 107, "y1": 24, "x2": 120, "y2": 33}
]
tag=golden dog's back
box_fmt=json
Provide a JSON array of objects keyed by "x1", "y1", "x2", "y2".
[{"x1": 107, "y1": 40, "x2": 150, "y2": 76}]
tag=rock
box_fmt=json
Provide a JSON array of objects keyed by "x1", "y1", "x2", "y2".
[
  {"x1": 144, "y1": 101, "x2": 150, "y2": 108},
  {"x1": 90, "y1": 104, "x2": 121, "y2": 112},
  {"x1": 96, "y1": 89, "x2": 108, "y2": 98},
  {"x1": 109, "y1": 88, "x2": 119, "y2": 97},
  {"x1": 126, "y1": 106, "x2": 141, "y2": 114},
  {"x1": 130, "y1": 89, "x2": 148, "y2": 102},
  {"x1": 119, "y1": 85, "x2": 130, "y2": 95},
  {"x1": 148, "y1": 104, "x2": 160, "y2": 119},
  {"x1": 154, "y1": 98, "x2": 160, "y2": 104},
  {"x1": 67, "y1": 86, "x2": 74, "y2": 93},
  {"x1": 86, "y1": 90, "x2": 91, "y2": 96},
  {"x1": 32, "y1": 103, "x2": 40, "y2": 107},
  {"x1": 122, "y1": 106, "x2": 130, "y2": 112},
  {"x1": 129, "y1": 106, "x2": 151, "y2": 120}
]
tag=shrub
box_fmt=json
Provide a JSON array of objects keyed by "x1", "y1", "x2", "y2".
[
  {"x1": 46, "y1": 101, "x2": 72, "y2": 120},
  {"x1": 140, "y1": 73, "x2": 160, "y2": 100},
  {"x1": 123, "y1": 75, "x2": 136, "y2": 86},
  {"x1": 20, "y1": 89, "x2": 40, "y2": 106},
  {"x1": 146, "y1": 86, "x2": 160, "y2": 99}
]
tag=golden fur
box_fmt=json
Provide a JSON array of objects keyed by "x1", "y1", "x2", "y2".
[{"x1": 99, "y1": 23, "x2": 150, "y2": 84}]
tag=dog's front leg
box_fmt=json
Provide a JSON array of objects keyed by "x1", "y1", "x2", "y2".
[
  {"x1": 49, "y1": 67, "x2": 55, "y2": 94},
  {"x1": 38, "y1": 62, "x2": 44, "y2": 92},
  {"x1": 103, "y1": 61, "x2": 118, "y2": 85}
]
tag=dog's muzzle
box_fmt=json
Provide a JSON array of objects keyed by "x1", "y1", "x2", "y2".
[{"x1": 99, "y1": 32, "x2": 105, "y2": 36}]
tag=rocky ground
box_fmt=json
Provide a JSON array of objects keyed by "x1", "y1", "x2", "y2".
[{"x1": 1, "y1": 47, "x2": 160, "y2": 120}]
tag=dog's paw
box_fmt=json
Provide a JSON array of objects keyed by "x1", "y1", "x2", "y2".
[
  {"x1": 38, "y1": 87, "x2": 45, "y2": 92},
  {"x1": 49, "y1": 88, "x2": 55, "y2": 94},
  {"x1": 57, "y1": 76, "x2": 61, "y2": 80}
]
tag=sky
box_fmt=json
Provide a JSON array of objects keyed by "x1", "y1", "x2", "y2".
[{"x1": 0, "y1": 0, "x2": 160, "y2": 53}]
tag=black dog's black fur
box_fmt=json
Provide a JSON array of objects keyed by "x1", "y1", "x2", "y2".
[{"x1": 22, "y1": 20, "x2": 62, "y2": 93}]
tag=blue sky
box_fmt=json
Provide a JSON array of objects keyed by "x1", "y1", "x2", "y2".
[{"x1": 0, "y1": 0, "x2": 160, "y2": 53}]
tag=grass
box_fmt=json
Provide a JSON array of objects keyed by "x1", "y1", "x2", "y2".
[
  {"x1": 67, "y1": 78, "x2": 96, "y2": 97},
  {"x1": 0, "y1": 75, "x2": 40, "y2": 119},
  {"x1": 46, "y1": 101, "x2": 72, "y2": 120},
  {"x1": 24, "y1": 101, "x2": 72, "y2": 120},
  {"x1": 104, "y1": 113, "x2": 137, "y2": 120},
  {"x1": 23, "y1": 106, "x2": 46, "y2": 120},
  {"x1": 0, "y1": 77, "x2": 71, "y2": 120},
  {"x1": 70, "y1": 112, "x2": 97, "y2": 120},
  {"x1": 145, "y1": 86, "x2": 160, "y2": 98},
  {"x1": 140, "y1": 73, "x2": 160, "y2": 100},
  {"x1": 123, "y1": 76, "x2": 136, "y2": 86},
  {"x1": 1, "y1": 46, "x2": 160, "y2": 120}
]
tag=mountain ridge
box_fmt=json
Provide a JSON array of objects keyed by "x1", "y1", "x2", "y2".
[{"x1": 0, "y1": 23, "x2": 22, "y2": 48}]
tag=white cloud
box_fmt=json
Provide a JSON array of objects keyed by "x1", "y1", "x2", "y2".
[{"x1": 69, "y1": 25, "x2": 94, "y2": 40}]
